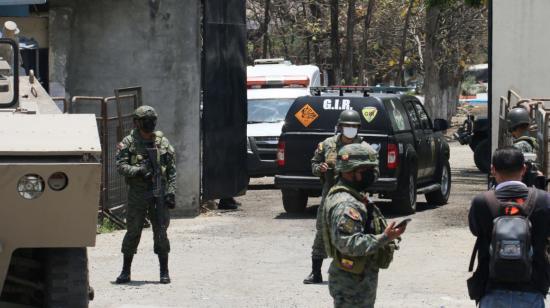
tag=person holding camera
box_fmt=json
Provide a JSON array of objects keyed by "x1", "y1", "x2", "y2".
[{"x1": 468, "y1": 147, "x2": 550, "y2": 307}]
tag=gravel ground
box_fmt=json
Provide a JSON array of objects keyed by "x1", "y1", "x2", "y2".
[{"x1": 89, "y1": 141, "x2": 548, "y2": 308}]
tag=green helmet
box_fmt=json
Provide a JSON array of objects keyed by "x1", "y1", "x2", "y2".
[
  {"x1": 133, "y1": 105, "x2": 158, "y2": 119},
  {"x1": 336, "y1": 142, "x2": 379, "y2": 173},
  {"x1": 338, "y1": 109, "x2": 361, "y2": 126},
  {"x1": 506, "y1": 107, "x2": 530, "y2": 130}
]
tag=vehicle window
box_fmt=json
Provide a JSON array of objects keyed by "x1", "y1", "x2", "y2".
[
  {"x1": 404, "y1": 102, "x2": 422, "y2": 130},
  {"x1": 384, "y1": 99, "x2": 410, "y2": 131},
  {"x1": 413, "y1": 102, "x2": 432, "y2": 129},
  {"x1": 248, "y1": 99, "x2": 295, "y2": 123}
]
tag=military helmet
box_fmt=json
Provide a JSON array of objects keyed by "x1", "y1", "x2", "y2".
[
  {"x1": 336, "y1": 142, "x2": 379, "y2": 173},
  {"x1": 133, "y1": 105, "x2": 158, "y2": 119},
  {"x1": 506, "y1": 107, "x2": 530, "y2": 130},
  {"x1": 338, "y1": 109, "x2": 361, "y2": 126}
]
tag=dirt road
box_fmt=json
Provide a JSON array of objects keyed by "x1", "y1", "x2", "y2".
[{"x1": 88, "y1": 142, "x2": 546, "y2": 308}]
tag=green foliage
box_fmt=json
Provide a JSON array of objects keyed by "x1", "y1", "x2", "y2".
[
  {"x1": 426, "y1": 0, "x2": 484, "y2": 8},
  {"x1": 461, "y1": 75, "x2": 487, "y2": 95},
  {"x1": 97, "y1": 217, "x2": 121, "y2": 234}
]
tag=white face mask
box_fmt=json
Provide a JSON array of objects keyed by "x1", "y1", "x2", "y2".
[{"x1": 342, "y1": 127, "x2": 358, "y2": 139}]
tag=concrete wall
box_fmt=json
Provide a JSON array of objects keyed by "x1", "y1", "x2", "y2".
[
  {"x1": 491, "y1": 0, "x2": 550, "y2": 149},
  {"x1": 49, "y1": 0, "x2": 201, "y2": 216}
]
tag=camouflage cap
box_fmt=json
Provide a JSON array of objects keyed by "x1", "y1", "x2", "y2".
[
  {"x1": 134, "y1": 105, "x2": 158, "y2": 119},
  {"x1": 336, "y1": 142, "x2": 379, "y2": 173}
]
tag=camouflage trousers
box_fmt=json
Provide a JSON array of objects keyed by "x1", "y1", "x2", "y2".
[
  {"x1": 311, "y1": 184, "x2": 330, "y2": 259},
  {"x1": 328, "y1": 261, "x2": 379, "y2": 308},
  {"x1": 121, "y1": 188, "x2": 170, "y2": 255}
]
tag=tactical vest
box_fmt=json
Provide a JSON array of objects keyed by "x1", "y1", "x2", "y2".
[
  {"x1": 320, "y1": 135, "x2": 361, "y2": 187},
  {"x1": 322, "y1": 185, "x2": 397, "y2": 274},
  {"x1": 514, "y1": 136, "x2": 538, "y2": 152},
  {"x1": 127, "y1": 131, "x2": 170, "y2": 185}
]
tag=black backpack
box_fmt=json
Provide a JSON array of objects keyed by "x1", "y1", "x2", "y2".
[{"x1": 484, "y1": 188, "x2": 537, "y2": 283}]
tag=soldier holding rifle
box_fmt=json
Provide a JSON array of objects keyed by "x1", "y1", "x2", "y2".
[{"x1": 115, "y1": 105, "x2": 177, "y2": 284}]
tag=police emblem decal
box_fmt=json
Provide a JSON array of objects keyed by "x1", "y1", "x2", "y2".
[{"x1": 362, "y1": 107, "x2": 378, "y2": 123}]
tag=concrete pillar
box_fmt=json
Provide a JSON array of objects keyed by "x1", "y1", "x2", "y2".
[{"x1": 49, "y1": 0, "x2": 201, "y2": 216}]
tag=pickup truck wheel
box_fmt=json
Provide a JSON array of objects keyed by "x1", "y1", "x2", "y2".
[
  {"x1": 426, "y1": 160, "x2": 451, "y2": 205},
  {"x1": 392, "y1": 169, "x2": 417, "y2": 214},
  {"x1": 282, "y1": 188, "x2": 308, "y2": 213},
  {"x1": 474, "y1": 139, "x2": 490, "y2": 174},
  {"x1": 44, "y1": 248, "x2": 89, "y2": 308}
]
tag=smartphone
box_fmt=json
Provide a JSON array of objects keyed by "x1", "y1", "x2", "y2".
[{"x1": 395, "y1": 218, "x2": 412, "y2": 229}]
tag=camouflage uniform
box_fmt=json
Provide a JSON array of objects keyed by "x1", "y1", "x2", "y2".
[
  {"x1": 116, "y1": 129, "x2": 176, "y2": 255},
  {"x1": 513, "y1": 136, "x2": 538, "y2": 154},
  {"x1": 310, "y1": 134, "x2": 362, "y2": 259},
  {"x1": 323, "y1": 143, "x2": 397, "y2": 308}
]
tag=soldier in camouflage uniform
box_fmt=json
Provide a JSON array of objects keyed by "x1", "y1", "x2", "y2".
[
  {"x1": 323, "y1": 143, "x2": 406, "y2": 308},
  {"x1": 115, "y1": 105, "x2": 177, "y2": 284},
  {"x1": 303, "y1": 110, "x2": 363, "y2": 284},
  {"x1": 507, "y1": 107, "x2": 538, "y2": 154}
]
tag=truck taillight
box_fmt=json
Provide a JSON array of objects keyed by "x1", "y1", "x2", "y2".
[
  {"x1": 277, "y1": 141, "x2": 286, "y2": 166},
  {"x1": 387, "y1": 143, "x2": 398, "y2": 169}
]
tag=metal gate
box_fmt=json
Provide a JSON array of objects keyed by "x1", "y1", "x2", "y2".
[{"x1": 69, "y1": 87, "x2": 142, "y2": 226}]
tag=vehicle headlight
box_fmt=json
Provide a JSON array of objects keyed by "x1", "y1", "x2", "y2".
[
  {"x1": 247, "y1": 138, "x2": 253, "y2": 154},
  {"x1": 48, "y1": 172, "x2": 69, "y2": 191},
  {"x1": 17, "y1": 174, "x2": 45, "y2": 200}
]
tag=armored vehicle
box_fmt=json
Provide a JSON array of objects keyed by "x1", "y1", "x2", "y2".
[
  {"x1": 0, "y1": 38, "x2": 101, "y2": 307},
  {"x1": 275, "y1": 86, "x2": 451, "y2": 214}
]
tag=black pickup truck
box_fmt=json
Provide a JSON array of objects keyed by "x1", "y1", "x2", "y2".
[{"x1": 275, "y1": 87, "x2": 451, "y2": 214}]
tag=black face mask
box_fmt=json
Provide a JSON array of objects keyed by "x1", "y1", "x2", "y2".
[
  {"x1": 344, "y1": 169, "x2": 377, "y2": 192},
  {"x1": 139, "y1": 118, "x2": 157, "y2": 133}
]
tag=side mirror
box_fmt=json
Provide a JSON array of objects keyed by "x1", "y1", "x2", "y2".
[{"x1": 433, "y1": 119, "x2": 449, "y2": 132}]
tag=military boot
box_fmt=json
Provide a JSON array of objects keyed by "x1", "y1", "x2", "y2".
[
  {"x1": 115, "y1": 254, "x2": 133, "y2": 284},
  {"x1": 159, "y1": 254, "x2": 171, "y2": 284},
  {"x1": 303, "y1": 258, "x2": 323, "y2": 284}
]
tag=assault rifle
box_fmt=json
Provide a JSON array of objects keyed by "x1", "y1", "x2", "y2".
[{"x1": 145, "y1": 147, "x2": 168, "y2": 230}]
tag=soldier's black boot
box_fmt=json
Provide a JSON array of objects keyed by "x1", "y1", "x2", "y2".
[
  {"x1": 159, "y1": 254, "x2": 171, "y2": 284},
  {"x1": 115, "y1": 254, "x2": 133, "y2": 284},
  {"x1": 218, "y1": 198, "x2": 240, "y2": 210},
  {"x1": 303, "y1": 258, "x2": 323, "y2": 284}
]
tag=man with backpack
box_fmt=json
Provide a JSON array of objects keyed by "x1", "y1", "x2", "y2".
[{"x1": 468, "y1": 147, "x2": 550, "y2": 307}]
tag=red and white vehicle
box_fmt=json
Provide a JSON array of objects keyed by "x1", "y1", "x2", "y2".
[{"x1": 246, "y1": 58, "x2": 321, "y2": 179}]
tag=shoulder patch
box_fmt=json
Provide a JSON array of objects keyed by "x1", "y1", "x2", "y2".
[
  {"x1": 345, "y1": 207, "x2": 361, "y2": 221},
  {"x1": 317, "y1": 142, "x2": 324, "y2": 151},
  {"x1": 116, "y1": 142, "x2": 127, "y2": 151}
]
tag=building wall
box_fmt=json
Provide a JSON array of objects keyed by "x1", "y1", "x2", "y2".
[
  {"x1": 491, "y1": 0, "x2": 550, "y2": 149},
  {"x1": 49, "y1": 0, "x2": 201, "y2": 216}
]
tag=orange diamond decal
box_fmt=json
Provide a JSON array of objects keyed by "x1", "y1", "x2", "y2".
[{"x1": 295, "y1": 104, "x2": 319, "y2": 127}]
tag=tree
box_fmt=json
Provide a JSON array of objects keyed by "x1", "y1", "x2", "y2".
[
  {"x1": 397, "y1": 0, "x2": 415, "y2": 86},
  {"x1": 423, "y1": 0, "x2": 487, "y2": 121},
  {"x1": 343, "y1": 0, "x2": 356, "y2": 84},
  {"x1": 261, "y1": 0, "x2": 271, "y2": 58},
  {"x1": 330, "y1": 0, "x2": 341, "y2": 84}
]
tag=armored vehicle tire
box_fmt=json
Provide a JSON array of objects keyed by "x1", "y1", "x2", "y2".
[
  {"x1": 392, "y1": 167, "x2": 417, "y2": 214},
  {"x1": 282, "y1": 188, "x2": 308, "y2": 213},
  {"x1": 426, "y1": 160, "x2": 451, "y2": 205},
  {"x1": 44, "y1": 248, "x2": 89, "y2": 308},
  {"x1": 474, "y1": 139, "x2": 490, "y2": 174}
]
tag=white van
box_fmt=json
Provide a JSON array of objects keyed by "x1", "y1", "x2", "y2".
[{"x1": 247, "y1": 59, "x2": 321, "y2": 178}]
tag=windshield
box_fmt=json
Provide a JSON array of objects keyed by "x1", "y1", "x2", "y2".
[{"x1": 247, "y1": 99, "x2": 294, "y2": 123}]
